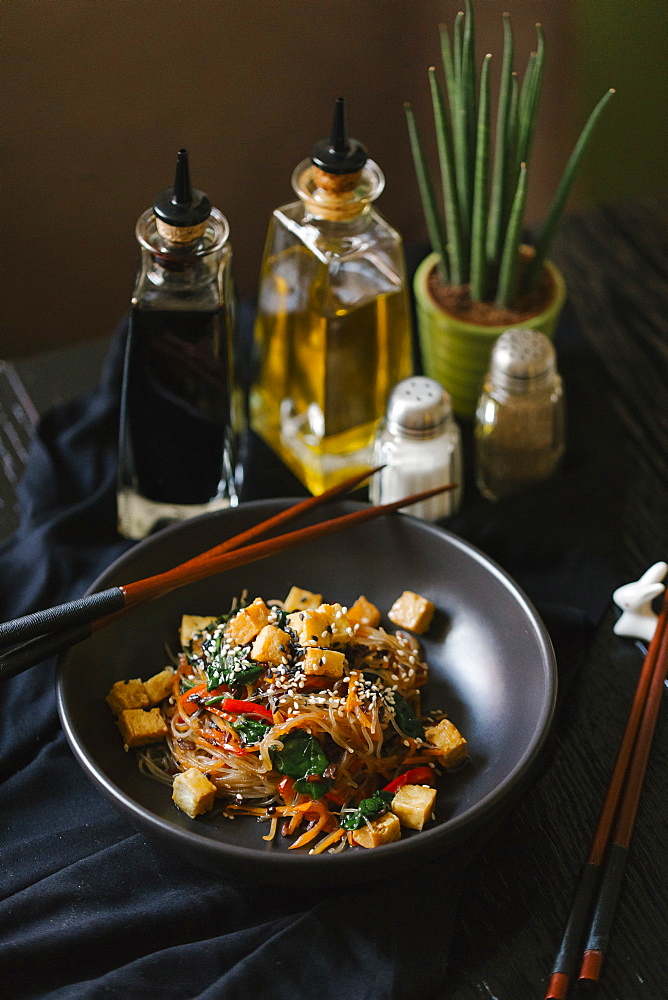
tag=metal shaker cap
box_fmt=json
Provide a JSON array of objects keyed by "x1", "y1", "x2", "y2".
[
  {"x1": 386, "y1": 377, "x2": 453, "y2": 439},
  {"x1": 488, "y1": 328, "x2": 557, "y2": 394}
]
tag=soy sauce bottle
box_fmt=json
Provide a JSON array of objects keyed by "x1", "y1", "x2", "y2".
[{"x1": 118, "y1": 150, "x2": 240, "y2": 539}]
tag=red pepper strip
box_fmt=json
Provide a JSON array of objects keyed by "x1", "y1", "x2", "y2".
[
  {"x1": 217, "y1": 699, "x2": 273, "y2": 722},
  {"x1": 324, "y1": 789, "x2": 346, "y2": 807},
  {"x1": 278, "y1": 776, "x2": 295, "y2": 799},
  {"x1": 383, "y1": 767, "x2": 435, "y2": 794},
  {"x1": 179, "y1": 683, "x2": 207, "y2": 716}
]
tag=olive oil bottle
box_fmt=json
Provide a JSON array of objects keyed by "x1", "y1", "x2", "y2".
[
  {"x1": 250, "y1": 99, "x2": 413, "y2": 494},
  {"x1": 118, "y1": 150, "x2": 240, "y2": 539}
]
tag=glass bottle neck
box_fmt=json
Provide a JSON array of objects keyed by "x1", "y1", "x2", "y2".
[
  {"x1": 291, "y1": 158, "x2": 385, "y2": 223},
  {"x1": 133, "y1": 207, "x2": 231, "y2": 310}
]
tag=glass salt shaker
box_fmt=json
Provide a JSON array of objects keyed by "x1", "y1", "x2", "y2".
[
  {"x1": 474, "y1": 328, "x2": 565, "y2": 501},
  {"x1": 370, "y1": 376, "x2": 462, "y2": 521}
]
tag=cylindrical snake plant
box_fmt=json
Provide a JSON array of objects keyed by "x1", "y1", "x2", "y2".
[{"x1": 405, "y1": 0, "x2": 614, "y2": 308}]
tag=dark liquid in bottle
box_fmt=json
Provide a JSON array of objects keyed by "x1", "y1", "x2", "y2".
[{"x1": 120, "y1": 307, "x2": 234, "y2": 505}]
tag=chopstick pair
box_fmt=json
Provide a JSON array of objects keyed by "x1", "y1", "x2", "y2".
[
  {"x1": 0, "y1": 468, "x2": 374, "y2": 680},
  {"x1": 544, "y1": 589, "x2": 668, "y2": 999},
  {"x1": 0, "y1": 471, "x2": 457, "y2": 682}
]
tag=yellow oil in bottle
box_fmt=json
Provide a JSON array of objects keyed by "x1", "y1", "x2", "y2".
[{"x1": 250, "y1": 246, "x2": 412, "y2": 494}]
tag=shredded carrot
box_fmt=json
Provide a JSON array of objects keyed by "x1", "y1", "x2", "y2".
[
  {"x1": 309, "y1": 826, "x2": 346, "y2": 855},
  {"x1": 205, "y1": 704, "x2": 234, "y2": 722},
  {"x1": 286, "y1": 798, "x2": 328, "y2": 816},
  {"x1": 289, "y1": 816, "x2": 327, "y2": 850},
  {"x1": 289, "y1": 805, "x2": 330, "y2": 850},
  {"x1": 283, "y1": 796, "x2": 334, "y2": 841},
  {"x1": 287, "y1": 810, "x2": 304, "y2": 835},
  {"x1": 197, "y1": 728, "x2": 247, "y2": 754},
  {"x1": 227, "y1": 804, "x2": 288, "y2": 817},
  {"x1": 344, "y1": 671, "x2": 374, "y2": 729}
]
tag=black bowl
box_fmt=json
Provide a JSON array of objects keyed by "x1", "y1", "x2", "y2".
[{"x1": 57, "y1": 499, "x2": 557, "y2": 885}]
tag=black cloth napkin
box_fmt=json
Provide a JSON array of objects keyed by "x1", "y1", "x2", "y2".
[{"x1": 0, "y1": 302, "x2": 625, "y2": 1000}]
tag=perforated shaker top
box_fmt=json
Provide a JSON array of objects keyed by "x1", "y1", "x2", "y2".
[
  {"x1": 488, "y1": 328, "x2": 557, "y2": 393},
  {"x1": 386, "y1": 377, "x2": 453, "y2": 439}
]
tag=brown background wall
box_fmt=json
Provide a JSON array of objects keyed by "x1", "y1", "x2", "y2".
[{"x1": 1, "y1": 0, "x2": 662, "y2": 359}]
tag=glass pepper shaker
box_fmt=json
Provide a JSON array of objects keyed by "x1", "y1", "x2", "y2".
[
  {"x1": 474, "y1": 328, "x2": 565, "y2": 501},
  {"x1": 370, "y1": 376, "x2": 462, "y2": 521},
  {"x1": 117, "y1": 149, "x2": 240, "y2": 540}
]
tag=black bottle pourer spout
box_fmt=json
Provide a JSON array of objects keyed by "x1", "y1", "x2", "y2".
[
  {"x1": 153, "y1": 149, "x2": 211, "y2": 228},
  {"x1": 310, "y1": 98, "x2": 368, "y2": 175}
]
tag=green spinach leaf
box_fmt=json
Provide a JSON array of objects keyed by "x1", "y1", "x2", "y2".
[
  {"x1": 340, "y1": 790, "x2": 394, "y2": 831},
  {"x1": 391, "y1": 691, "x2": 425, "y2": 739},
  {"x1": 269, "y1": 730, "x2": 329, "y2": 779},
  {"x1": 293, "y1": 776, "x2": 332, "y2": 799},
  {"x1": 203, "y1": 645, "x2": 264, "y2": 691},
  {"x1": 233, "y1": 716, "x2": 272, "y2": 746}
]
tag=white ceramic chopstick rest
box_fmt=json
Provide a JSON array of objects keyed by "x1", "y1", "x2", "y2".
[{"x1": 612, "y1": 561, "x2": 667, "y2": 642}]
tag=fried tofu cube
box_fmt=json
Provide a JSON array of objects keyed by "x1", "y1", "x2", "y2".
[
  {"x1": 225, "y1": 598, "x2": 271, "y2": 646},
  {"x1": 391, "y1": 783, "x2": 437, "y2": 831},
  {"x1": 250, "y1": 625, "x2": 292, "y2": 666},
  {"x1": 287, "y1": 608, "x2": 333, "y2": 647},
  {"x1": 283, "y1": 586, "x2": 323, "y2": 612},
  {"x1": 144, "y1": 667, "x2": 175, "y2": 705},
  {"x1": 387, "y1": 591, "x2": 435, "y2": 634},
  {"x1": 180, "y1": 614, "x2": 217, "y2": 649},
  {"x1": 424, "y1": 718, "x2": 468, "y2": 767},
  {"x1": 347, "y1": 595, "x2": 382, "y2": 628},
  {"x1": 301, "y1": 647, "x2": 346, "y2": 678},
  {"x1": 172, "y1": 767, "x2": 217, "y2": 819},
  {"x1": 318, "y1": 603, "x2": 353, "y2": 645},
  {"x1": 351, "y1": 811, "x2": 402, "y2": 849},
  {"x1": 117, "y1": 707, "x2": 168, "y2": 748},
  {"x1": 106, "y1": 678, "x2": 149, "y2": 715}
]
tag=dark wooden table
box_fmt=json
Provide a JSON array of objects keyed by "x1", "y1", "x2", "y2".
[
  {"x1": 446, "y1": 199, "x2": 668, "y2": 1000},
  {"x1": 2, "y1": 199, "x2": 667, "y2": 999}
]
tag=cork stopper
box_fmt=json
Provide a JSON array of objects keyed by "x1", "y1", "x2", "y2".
[
  {"x1": 311, "y1": 165, "x2": 362, "y2": 194},
  {"x1": 292, "y1": 158, "x2": 385, "y2": 222},
  {"x1": 153, "y1": 149, "x2": 211, "y2": 245}
]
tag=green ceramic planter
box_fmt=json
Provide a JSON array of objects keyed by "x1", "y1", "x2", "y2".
[{"x1": 414, "y1": 252, "x2": 567, "y2": 418}]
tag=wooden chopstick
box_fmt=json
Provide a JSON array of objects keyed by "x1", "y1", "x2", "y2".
[
  {"x1": 544, "y1": 589, "x2": 668, "y2": 1000},
  {"x1": 0, "y1": 469, "x2": 380, "y2": 680},
  {"x1": 0, "y1": 467, "x2": 379, "y2": 652},
  {"x1": 118, "y1": 483, "x2": 454, "y2": 605},
  {"x1": 0, "y1": 480, "x2": 457, "y2": 680},
  {"x1": 577, "y1": 612, "x2": 668, "y2": 985}
]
